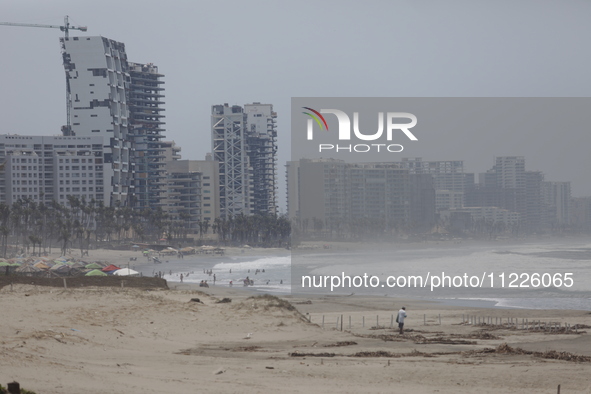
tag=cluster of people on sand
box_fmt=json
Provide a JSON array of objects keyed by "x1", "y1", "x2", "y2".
[{"x1": 199, "y1": 280, "x2": 209, "y2": 287}]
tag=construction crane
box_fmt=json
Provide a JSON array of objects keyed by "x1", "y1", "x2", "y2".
[
  {"x1": 0, "y1": 15, "x2": 87, "y2": 38},
  {"x1": 0, "y1": 15, "x2": 87, "y2": 134}
]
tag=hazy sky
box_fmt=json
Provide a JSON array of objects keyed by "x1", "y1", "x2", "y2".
[{"x1": 1, "y1": 0, "x2": 590, "y2": 206}]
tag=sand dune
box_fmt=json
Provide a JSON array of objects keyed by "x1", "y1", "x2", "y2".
[{"x1": 2, "y1": 280, "x2": 591, "y2": 393}]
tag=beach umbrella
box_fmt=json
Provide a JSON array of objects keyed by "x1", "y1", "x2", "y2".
[
  {"x1": 113, "y1": 268, "x2": 139, "y2": 276},
  {"x1": 85, "y1": 262, "x2": 102, "y2": 269},
  {"x1": 34, "y1": 261, "x2": 50, "y2": 270},
  {"x1": 16, "y1": 264, "x2": 41, "y2": 273},
  {"x1": 51, "y1": 264, "x2": 72, "y2": 275},
  {"x1": 85, "y1": 269, "x2": 107, "y2": 276}
]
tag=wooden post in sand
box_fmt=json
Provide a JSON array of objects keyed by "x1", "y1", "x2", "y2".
[
  {"x1": 363, "y1": 316, "x2": 365, "y2": 328},
  {"x1": 390, "y1": 314, "x2": 393, "y2": 328},
  {"x1": 63, "y1": 278, "x2": 67, "y2": 289},
  {"x1": 439, "y1": 314, "x2": 441, "y2": 325},
  {"x1": 557, "y1": 384, "x2": 561, "y2": 393},
  {"x1": 322, "y1": 315, "x2": 325, "y2": 329},
  {"x1": 349, "y1": 315, "x2": 351, "y2": 329},
  {"x1": 341, "y1": 314, "x2": 343, "y2": 331},
  {"x1": 336, "y1": 316, "x2": 339, "y2": 330},
  {"x1": 424, "y1": 314, "x2": 426, "y2": 326},
  {"x1": 376, "y1": 315, "x2": 379, "y2": 327}
]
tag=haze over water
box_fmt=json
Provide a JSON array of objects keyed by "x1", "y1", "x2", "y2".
[{"x1": 139, "y1": 239, "x2": 591, "y2": 310}]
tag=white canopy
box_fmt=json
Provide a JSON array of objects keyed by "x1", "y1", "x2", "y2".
[{"x1": 113, "y1": 268, "x2": 139, "y2": 276}]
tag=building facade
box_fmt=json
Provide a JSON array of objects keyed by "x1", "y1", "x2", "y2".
[
  {"x1": 286, "y1": 159, "x2": 436, "y2": 232},
  {"x1": 0, "y1": 135, "x2": 105, "y2": 205},
  {"x1": 128, "y1": 62, "x2": 167, "y2": 209},
  {"x1": 212, "y1": 104, "x2": 252, "y2": 218},
  {"x1": 401, "y1": 158, "x2": 468, "y2": 211},
  {"x1": 542, "y1": 181, "x2": 571, "y2": 227},
  {"x1": 244, "y1": 103, "x2": 278, "y2": 216},
  {"x1": 163, "y1": 160, "x2": 220, "y2": 230},
  {"x1": 60, "y1": 36, "x2": 166, "y2": 208}
]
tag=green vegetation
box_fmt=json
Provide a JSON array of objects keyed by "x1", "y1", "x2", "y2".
[
  {"x1": 212, "y1": 213, "x2": 291, "y2": 247},
  {"x1": 0, "y1": 196, "x2": 291, "y2": 258}
]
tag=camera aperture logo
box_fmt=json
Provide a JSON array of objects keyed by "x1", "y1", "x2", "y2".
[{"x1": 302, "y1": 107, "x2": 418, "y2": 153}]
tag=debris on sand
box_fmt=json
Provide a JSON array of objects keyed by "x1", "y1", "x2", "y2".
[
  {"x1": 468, "y1": 343, "x2": 591, "y2": 363},
  {"x1": 323, "y1": 341, "x2": 357, "y2": 348}
]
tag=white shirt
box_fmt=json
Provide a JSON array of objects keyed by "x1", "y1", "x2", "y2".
[{"x1": 398, "y1": 309, "x2": 407, "y2": 323}]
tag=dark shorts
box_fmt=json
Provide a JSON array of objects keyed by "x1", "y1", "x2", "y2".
[{"x1": 398, "y1": 322, "x2": 404, "y2": 329}]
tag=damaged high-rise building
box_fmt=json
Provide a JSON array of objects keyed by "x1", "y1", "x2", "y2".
[
  {"x1": 60, "y1": 36, "x2": 166, "y2": 208},
  {"x1": 211, "y1": 103, "x2": 277, "y2": 219}
]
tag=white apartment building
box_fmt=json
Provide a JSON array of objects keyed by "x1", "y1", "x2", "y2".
[{"x1": 0, "y1": 135, "x2": 106, "y2": 205}]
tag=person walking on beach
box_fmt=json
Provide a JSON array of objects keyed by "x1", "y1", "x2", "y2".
[{"x1": 397, "y1": 307, "x2": 407, "y2": 334}]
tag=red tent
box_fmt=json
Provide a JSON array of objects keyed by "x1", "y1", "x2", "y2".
[{"x1": 102, "y1": 264, "x2": 121, "y2": 272}]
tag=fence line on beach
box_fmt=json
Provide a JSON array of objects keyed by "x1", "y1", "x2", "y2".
[{"x1": 309, "y1": 313, "x2": 579, "y2": 333}]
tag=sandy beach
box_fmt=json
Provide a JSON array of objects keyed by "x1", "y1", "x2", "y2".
[{"x1": 2, "y1": 258, "x2": 591, "y2": 394}]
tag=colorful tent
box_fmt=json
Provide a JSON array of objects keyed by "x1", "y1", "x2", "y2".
[
  {"x1": 102, "y1": 264, "x2": 121, "y2": 272},
  {"x1": 85, "y1": 263, "x2": 103, "y2": 269},
  {"x1": 85, "y1": 269, "x2": 107, "y2": 276}
]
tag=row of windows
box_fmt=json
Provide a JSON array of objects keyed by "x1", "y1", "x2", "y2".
[
  {"x1": 11, "y1": 158, "x2": 38, "y2": 163},
  {"x1": 58, "y1": 173, "x2": 102, "y2": 178},
  {"x1": 57, "y1": 158, "x2": 96, "y2": 164},
  {"x1": 60, "y1": 180, "x2": 94, "y2": 185},
  {"x1": 59, "y1": 194, "x2": 103, "y2": 200},
  {"x1": 12, "y1": 173, "x2": 37, "y2": 178},
  {"x1": 12, "y1": 195, "x2": 39, "y2": 200},
  {"x1": 13, "y1": 166, "x2": 37, "y2": 171},
  {"x1": 58, "y1": 166, "x2": 96, "y2": 171},
  {"x1": 59, "y1": 187, "x2": 95, "y2": 192}
]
